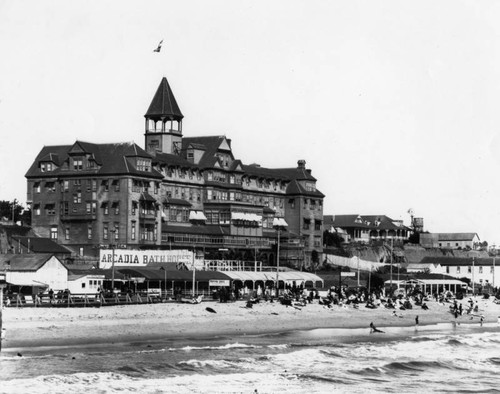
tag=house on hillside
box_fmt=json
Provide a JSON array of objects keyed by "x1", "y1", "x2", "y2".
[
  {"x1": 406, "y1": 261, "x2": 441, "y2": 274},
  {"x1": 420, "y1": 256, "x2": 498, "y2": 289},
  {"x1": 324, "y1": 214, "x2": 410, "y2": 244},
  {"x1": 420, "y1": 233, "x2": 480, "y2": 250}
]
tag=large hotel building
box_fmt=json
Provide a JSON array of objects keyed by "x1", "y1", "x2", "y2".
[{"x1": 25, "y1": 77, "x2": 325, "y2": 268}]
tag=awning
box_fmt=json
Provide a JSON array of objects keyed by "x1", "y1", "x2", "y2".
[
  {"x1": 222, "y1": 270, "x2": 323, "y2": 286},
  {"x1": 6, "y1": 279, "x2": 49, "y2": 287},
  {"x1": 189, "y1": 211, "x2": 207, "y2": 221},
  {"x1": 140, "y1": 192, "x2": 156, "y2": 202},
  {"x1": 273, "y1": 218, "x2": 288, "y2": 227},
  {"x1": 231, "y1": 212, "x2": 262, "y2": 222}
]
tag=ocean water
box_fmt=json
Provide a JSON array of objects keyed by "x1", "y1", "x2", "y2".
[{"x1": 1, "y1": 322, "x2": 500, "y2": 394}]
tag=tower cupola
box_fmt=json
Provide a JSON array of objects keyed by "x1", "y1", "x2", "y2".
[{"x1": 144, "y1": 77, "x2": 184, "y2": 155}]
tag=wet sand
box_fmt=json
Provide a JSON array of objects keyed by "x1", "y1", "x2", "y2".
[{"x1": 2, "y1": 297, "x2": 499, "y2": 351}]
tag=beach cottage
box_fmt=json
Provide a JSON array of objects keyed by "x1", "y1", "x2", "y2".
[{"x1": 0, "y1": 253, "x2": 68, "y2": 294}]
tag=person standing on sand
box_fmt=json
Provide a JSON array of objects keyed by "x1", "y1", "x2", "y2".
[
  {"x1": 415, "y1": 315, "x2": 419, "y2": 325},
  {"x1": 370, "y1": 322, "x2": 384, "y2": 333}
]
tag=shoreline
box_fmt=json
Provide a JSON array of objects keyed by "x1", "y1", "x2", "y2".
[{"x1": 2, "y1": 298, "x2": 499, "y2": 352}]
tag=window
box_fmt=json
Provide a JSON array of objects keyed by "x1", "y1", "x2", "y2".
[
  {"x1": 33, "y1": 204, "x2": 41, "y2": 216},
  {"x1": 92, "y1": 179, "x2": 97, "y2": 192},
  {"x1": 113, "y1": 202, "x2": 120, "y2": 215},
  {"x1": 45, "y1": 204, "x2": 55, "y2": 215},
  {"x1": 74, "y1": 179, "x2": 81, "y2": 187},
  {"x1": 289, "y1": 198, "x2": 295, "y2": 208},
  {"x1": 303, "y1": 218, "x2": 311, "y2": 230},
  {"x1": 137, "y1": 158, "x2": 151, "y2": 172},
  {"x1": 65, "y1": 227, "x2": 70, "y2": 240},
  {"x1": 73, "y1": 158, "x2": 83, "y2": 170},
  {"x1": 154, "y1": 182, "x2": 159, "y2": 194},
  {"x1": 86, "y1": 202, "x2": 91, "y2": 214},
  {"x1": 207, "y1": 172, "x2": 213, "y2": 181},
  {"x1": 102, "y1": 202, "x2": 109, "y2": 215},
  {"x1": 314, "y1": 220, "x2": 322, "y2": 231},
  {"x1": 73, "y1": 192, "x2": 82, "y2": 204},
  {"x1": 34, "y1": 182, "x2": 41, "y2": 193},
  {"x1": 50, "y1": 226, "x2": 58, "y2": 240},
  {"x1": 87, "y1": 225, "x2": 92, "y2": 240},
  {"x1": 132, "y1": 201, "x2": 138, "y2": 215},
  {"x1": 114, "y1": 224, "x2": 119, "y2": 240},
  {"x1": 229, "y1": 175, "x2": 235, "y2": 184},
  {"x1": 314, "y1": 236, "x2": 321, "y2": 247},
  {"x1": 64, "y1": 180, "x2": 69, "y2": 192},
  {"x1": 112, "y1": 180, "x2": 120, "y2": 192},
  {"x1": 45, "y1": 182, "x2": 56, "y2": 192},
  {"x1": 61, "y1": 202, "x2": 69, "y2": 215},
  {"x1": 305, "y1": 182, "x2": 316, "y2": 192},
  {"x1": 103, "y1": 224, "x2": 108, "y2": 240},
  {"x1": 220, "y1": 211, "x2": 231, "y2": 225},
  {"x1": 131, "y1": 221, "x2": 136, "y2": 240},
  {"x1": 102, "y1": 180, "x2": 109, "y2": 192}
]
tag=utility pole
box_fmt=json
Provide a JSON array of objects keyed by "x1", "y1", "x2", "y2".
[
  {"x1": 11, "y1": 199, "x2": 16, "y2": 224},
  {"x1": 389, "y1": 238, "x2": 393, "y2": 295}
]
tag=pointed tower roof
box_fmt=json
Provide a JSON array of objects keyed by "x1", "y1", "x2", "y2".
[{"x1": 145, "y1": 77, "x2": 184, "y2": 121}]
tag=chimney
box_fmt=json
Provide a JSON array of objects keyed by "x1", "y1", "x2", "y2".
[{"x1": 297, "y1": 160, "x2": 306, "y2": 169}]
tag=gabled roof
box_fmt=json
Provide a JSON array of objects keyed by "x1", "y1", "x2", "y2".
[
  {"x1": 11, "y1": 236, "x2": 72, "y2": 254},
  {"x1": 421, "y1": 256, "x2": 496, "y2": 267},
  {"x1": 325, "y1": 214, "x2": 409, "y2": 231},
  {"x1": 436, "y1": 233, "x2": 479, "y2": 242},
  {"x1": 181, "y1": 136, "x2": 233, "y2": 168},
  {"x1": 0, "y1": 253, "x2": 65, "y2": 271},
  {"x1": 145, "y1": 77, "x2": 184, "y2": 121},
  {"x1": 26, "y1": 141, "x2": 163, "y2": 179},
  {"x1": 286, "y1": 180, "x2": 325, "y2": 198}
]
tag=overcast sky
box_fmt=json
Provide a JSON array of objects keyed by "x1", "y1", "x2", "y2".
[{"x1": 1, "y1": 1, "x2": 500, "y2": 244}]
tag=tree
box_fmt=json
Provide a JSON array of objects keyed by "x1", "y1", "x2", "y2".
[
  {"x1": 0, "y1": 200, "x2": 25, "y2": 223},
  {"x1": 323, "y1": 231, "x2": 345, "y2": 248}
]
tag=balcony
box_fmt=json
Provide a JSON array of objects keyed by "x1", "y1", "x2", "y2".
[{"x1": 161, "y1": 233, "x2": 271, "y2": 249}]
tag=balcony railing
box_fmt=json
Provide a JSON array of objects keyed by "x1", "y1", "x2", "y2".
[
  {"x1": 161, "y1": 233, "x2": 271, "y2": 248},
  {"x1": 60, "y1": 212, "x2": 97, "y2": 221}
]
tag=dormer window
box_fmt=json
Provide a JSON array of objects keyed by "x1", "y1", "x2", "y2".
[
  {"x1": 137, "y1": 158, "x2": 151, "y2": 172},
  {"x1": 40, "y1": 162, "x2": 53, "y2": 172},
  {"x1": 305, "y1": 182, "x2": 316, "y2": 192}
]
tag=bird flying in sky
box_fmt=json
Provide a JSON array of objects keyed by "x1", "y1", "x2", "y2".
[{"x1": 153, "y1": 40, "x2": 163, "y2": 52}]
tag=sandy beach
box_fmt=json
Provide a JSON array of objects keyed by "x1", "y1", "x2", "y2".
[{"x1": 2, "y1": 297, "x2": 500, "y2": 351}]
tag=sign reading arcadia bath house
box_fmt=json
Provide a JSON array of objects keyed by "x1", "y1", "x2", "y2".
[{"x1": 99, "y1": 249, "x2": 194, "y2": 269}]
